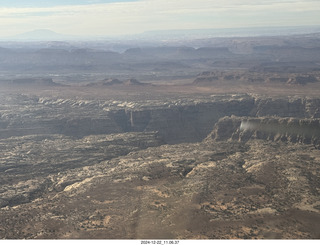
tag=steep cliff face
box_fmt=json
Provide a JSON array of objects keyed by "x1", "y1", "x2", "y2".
[
  {"x1": 252, "y1": 97, "x2": 320, "y2": 118},
  {"x1": 0, "y1": 94, "x2": 255, "y2": 143},
  {"x1": 206, "y1": 116, "x2": 320, "y2": 147},
  {"x1": 119, "y1": 96, "x2": 320, "y2": 143},
  {"x1": 128, "y1": 98, "x2": 255, "y2": 143},
  {"x1": 0, "y1": 94, "x2": 319, "y2": 144}
]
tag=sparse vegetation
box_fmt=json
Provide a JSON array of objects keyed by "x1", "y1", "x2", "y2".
[{"x1": 0, "y1": 31, "x2": 319, "y2": 239}]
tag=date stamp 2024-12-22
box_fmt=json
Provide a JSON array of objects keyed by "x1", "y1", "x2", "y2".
[{"x1": 141, "y1": 240, "x2": 180, "y2": 245}]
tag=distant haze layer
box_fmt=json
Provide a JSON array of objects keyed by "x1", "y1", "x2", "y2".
[{"x1": 0, "y1": 0, "x2": 319, "y2": 38}]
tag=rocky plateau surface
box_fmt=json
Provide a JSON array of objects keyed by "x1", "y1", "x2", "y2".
[{"x1": 0, "y1": 92, "x2": 319, "y2": 239}]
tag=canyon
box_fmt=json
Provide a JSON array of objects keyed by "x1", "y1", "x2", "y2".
[
  {"x1": 1, "y1": 92, "x2": 320, "y2": 144},
  {"x1": 0, "y1": 87, "x2": 320, "y2": 239},
  {"x1": 0, "y1": 31, "x2": 320, "y2": 239}
]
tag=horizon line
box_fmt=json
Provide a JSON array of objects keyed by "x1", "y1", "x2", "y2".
[{"x1": 1, "y1": 24, "x2": 320, "y2": 41}]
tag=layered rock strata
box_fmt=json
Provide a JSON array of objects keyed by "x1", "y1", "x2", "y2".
[
  {"x1": 1, "y1": 94, "x2": 320, "y2": 144},
  {"x1": 206, "y1": 116, "x2": 320, "y2": 147}
]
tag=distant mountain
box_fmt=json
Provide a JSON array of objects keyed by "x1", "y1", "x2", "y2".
[
  {"x1": 4, "y1": 25, "x2": 320, "y2": 42},
  {"x1": 9, "y1": 29, "x2": 77, "y2": 41}
]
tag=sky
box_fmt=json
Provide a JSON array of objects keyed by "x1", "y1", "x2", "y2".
[{"x1": 0, "y1": 0, "x2": 319, "y2": 37}]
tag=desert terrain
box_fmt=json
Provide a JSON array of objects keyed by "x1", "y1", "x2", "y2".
[{"x1": 0, "y1": 32, "x2": 320, "y2": 239}]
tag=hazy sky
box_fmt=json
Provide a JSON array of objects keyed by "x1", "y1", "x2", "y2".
[{"x1": 0, "y1": 0, "x2": 319, "y2": 37}]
